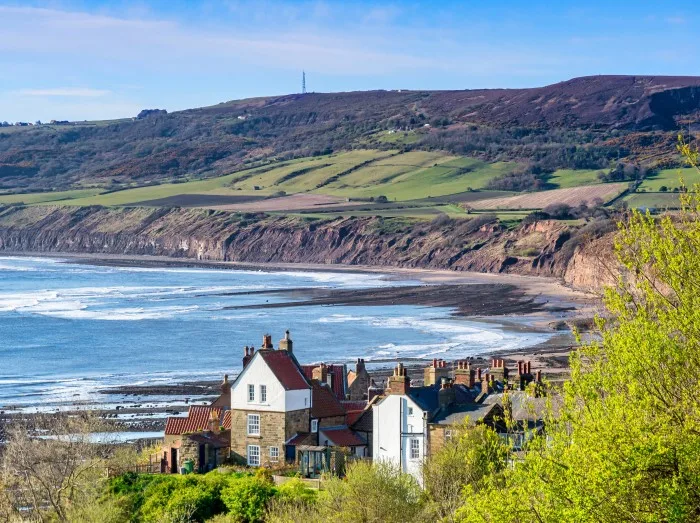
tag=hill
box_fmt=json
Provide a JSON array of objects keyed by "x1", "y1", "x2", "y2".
[{"x1": 1, "y1": 75, "x2": 699, "y2": 194}]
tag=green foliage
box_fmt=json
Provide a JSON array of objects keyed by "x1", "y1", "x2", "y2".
[
  {"x1": 457, "y1": 157, "x2": 700, "y2": 521},
  {"x1": 318, "y1": 461, "x2": 424, "y2": 523},
  {"x1": 220, "y1": 475, "x2": 276, "y2": 523},
  {"x1": 275, "y1": 478, "x2": 317, "y2": 505},
  {"x1": 422, "y1": 424, "x2": 509, "y2": 520}
]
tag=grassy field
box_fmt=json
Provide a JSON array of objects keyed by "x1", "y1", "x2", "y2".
[
  {"x1": 549, "y1": 169, "x2": 603, "y2": 188},
  {"x1": 0, "y1": 150, "x2": 617, "y2": 216},
  {"x1": 638, "y1": 167, "x2": 700, "y2": 191},
  {"x1": 0, "y1": 188, "x2": 103, "y2": 205},
  {"x1": 624, "y1": 192, "x2": 683, "y2": 210}
]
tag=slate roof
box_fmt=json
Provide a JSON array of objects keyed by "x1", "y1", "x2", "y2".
[
  {"x1": 259, "y1": 350, "x2": 311, "y2": 390},
  {"x1": 430, "y1": 401, "x2": 502, "y2": 426},
  {"x1": 187, "y1": 431, "x2": 230, "y2": 448},
  {"x1": 311, "y1": 381, "x2": 346, "y2": 418},
  {"x1": 320, "y1": 427, "x2": 366, "y2": 447},
  {"x1": 349, "y1": 408, "x2": 373, "y2": 432},
  {"x1": 165, "y1": 406, "x2": 223, "y2": 435}
]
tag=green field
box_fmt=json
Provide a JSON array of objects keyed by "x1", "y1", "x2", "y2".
[
  {"x1": 0, "y1": 188, "x2": 103, "y2": 205},
  {"x1": 549, "y1": 169, "x2": 603, "y2": 189},
  {"x1": 624, "y1": 192, "x2": 683, "y2": 210},
  {"x1": 0, "y1": 150, "x2": 614, "y2": 214},
  {"x1": 638, "y1": 167, "x2": 700, "y2": 191}
]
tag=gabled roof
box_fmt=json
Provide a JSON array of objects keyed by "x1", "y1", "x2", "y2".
[
  {"x1": 301, "y1": 364, "x2": 347, "y2": 399},
  {"x1": 165, "y1": 406, "x2": 223, "y2": 436},
  {"x1": 320, "y1": 427, "x2": 366, "y2": 447},
  {"x1": 258, "y1": 350, "x2": 311, "y2": 391},
  {"x1": 311, "y1": 381, "x2": 346, "y2": 418}
]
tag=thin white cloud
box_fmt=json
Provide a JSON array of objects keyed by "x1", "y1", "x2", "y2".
[{"x1": 17, "y1": 88, "x2": 111, "y2": 97}]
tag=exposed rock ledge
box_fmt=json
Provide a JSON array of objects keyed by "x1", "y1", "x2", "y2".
[{"x1": 0, "y1": 205, "x2": 617, "y2": 294}]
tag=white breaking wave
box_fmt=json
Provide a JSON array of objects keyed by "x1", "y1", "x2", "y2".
[{"x1": 317, "y1": 313, "x2": 548, "y2": 360}]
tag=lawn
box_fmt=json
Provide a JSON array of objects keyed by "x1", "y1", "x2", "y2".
[{"x1": 638, "y1": 167, "x2": 700, "y2": 191}]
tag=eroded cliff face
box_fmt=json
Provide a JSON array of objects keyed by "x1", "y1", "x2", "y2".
[{"x1": 0, "y1": 205, "x2": 616, "y2": 293}]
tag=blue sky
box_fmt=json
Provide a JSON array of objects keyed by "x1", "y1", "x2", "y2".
[{"x1": 1, "y1": 0, "x2": 698, "y2": 122}]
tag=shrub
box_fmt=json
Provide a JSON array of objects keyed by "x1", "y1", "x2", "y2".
[{"x1": 221, "y1": 476, "x2": 276, "y2": 523}]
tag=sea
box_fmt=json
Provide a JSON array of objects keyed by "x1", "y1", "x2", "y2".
[{"x1": 0, "y1": 256, "x2": 552, "y2": 413}]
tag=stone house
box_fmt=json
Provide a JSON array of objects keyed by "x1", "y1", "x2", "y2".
[
  {"x1": 163, "y1": 402, "x2": 232, "y2": 473},
  {"x1": 229, "y1": 332, "x2": 312, "y2": 466}
]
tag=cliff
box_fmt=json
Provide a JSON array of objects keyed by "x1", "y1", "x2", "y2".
[{"x1": 0, "y1": 205, "x2": 617, "y2": 293}]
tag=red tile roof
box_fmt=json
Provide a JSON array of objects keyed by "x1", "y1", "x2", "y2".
[
  {"x1": 320, "y1": 427, "x2": 366, "y2": 447},
  {"x1": 311, "y1": 381, "x2": 346, "y2": 418},
  {"x1": 259, "y1": 350, "x2": 310, "y2": 390},
  {"x1": 345, "y1": 410, "x2": 364, "y2": 427},
  {"x1": 165, "y1": 406, "x2": 223, "y2": 436},
  {"x1": 222, "y1": 410, "x2": 231, "y2": 430},
  {"x1": 301, "y1": 364, "x2": 346, "y2": 399}
]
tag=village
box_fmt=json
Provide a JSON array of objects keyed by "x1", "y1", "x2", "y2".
[{"x1": 161, "y1": 330, "x2": 548, "y2": 484}]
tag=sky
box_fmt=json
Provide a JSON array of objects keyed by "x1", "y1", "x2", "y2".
[{"x1": 1, "y1": 0, "x2": 699, "y2": 122}]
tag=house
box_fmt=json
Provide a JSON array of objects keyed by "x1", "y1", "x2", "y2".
[
  {"x1": 229, "y1": 332, "x2": 312, "y2": 467},
  {"x1": 372, "y1": 361, "x2": 507, "y2": 483},
  {"x1": 162, "y1": 375, "x2": 232, "y2": 473}
]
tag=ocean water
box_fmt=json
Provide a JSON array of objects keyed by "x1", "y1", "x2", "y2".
[{"x1": 0, "y1": 256, "x2": 551, "y2": 410}]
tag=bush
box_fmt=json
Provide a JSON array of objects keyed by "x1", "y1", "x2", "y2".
[
  {"x1": 318, "y1": 461, "x2": 423, "y2": 522},
  {"x1": 221, "y1": 476, "x2": 276, "y2": 523}
]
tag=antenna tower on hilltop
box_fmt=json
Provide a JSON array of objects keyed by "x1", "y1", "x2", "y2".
[{"x1": 302, "y1": 71, "x2": 306, "y2": 94}]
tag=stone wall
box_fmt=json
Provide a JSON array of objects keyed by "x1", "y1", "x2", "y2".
[
  {"x1": 318, "y1": 415, "x2": 346, "y2": 428},
  {"x1": 230, "y1": 408, "x2": 310, "y2": 465}
]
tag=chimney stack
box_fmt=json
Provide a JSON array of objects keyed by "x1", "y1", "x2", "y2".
[
  {"x1": 454, "y1": 360, "x2": 476, "y2": 388},
  {"x1": 367, "y1": 379, "x2": 382, "y2": 402},
  {"x1": 242, "y1": 346, "x2": 254, "y2": 368},
  {"x1": 424, "y1": 358, "x2": 450, "y2": 386},
  {"x1": 262, "y1": 334, "x2": 273, "y2": 349},
  {"x1": 221, "y1": 374, "x2": 231, "y2": 395},
  {"x1": 278, "y1": 330, "x2": 293, "y2": 352},
  {"x1": 356, "y1": 358, "x2": 366, "y2": 375},
  {"x1": 312, "y1": 363, "x2": 328, "y2": 384},
  {"x1": 438, "y1": 377, "x2": 456, "y2": 408},
  {"x1": 481, "y1": 372, "x2": 490, "y2": 395},
  {"x1": 208, "y1": 410, "x2": 220, "y2": 434},
  {"x1": 388, "y1": 362, "x2": 410, "y2": 395}
]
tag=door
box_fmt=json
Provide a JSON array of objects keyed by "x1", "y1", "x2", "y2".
[
  {"x1": 170, "y1": 448, "x2": 178, "y2": 473},
  {"x1": 198, "y1": 444, "x2": 206, "y2": 472}
]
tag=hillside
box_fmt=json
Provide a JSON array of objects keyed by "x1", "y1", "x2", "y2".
[{"x1": 1, "y1": 75, "x2": 699, "y2": 194}]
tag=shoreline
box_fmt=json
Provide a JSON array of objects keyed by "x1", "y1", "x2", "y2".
[{"x1": 0, "y1": 252, "x2": 598, "y2": 436}]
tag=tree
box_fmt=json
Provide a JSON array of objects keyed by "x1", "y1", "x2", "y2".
[
  {"x1": 422, "y1": 424, "x2": 508, "y2": 521},
  {"x1": 1, "y1": 414, "x2": 114, "y2": 522},
  {"x1": 458, "y1": 143, "x2": 700, "y2": 522}
]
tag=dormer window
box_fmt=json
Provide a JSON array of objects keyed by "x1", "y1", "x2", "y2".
[
  {"x1": 311, "y1": 419, "x2": 318, "y2": 433},
  {"x1": 248, "y1": 384, "x2": 255, "y2": 402}
]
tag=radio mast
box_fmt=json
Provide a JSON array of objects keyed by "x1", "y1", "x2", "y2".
[{"x1": 302, "y1": 71, "x2": 307, "y2": 94}]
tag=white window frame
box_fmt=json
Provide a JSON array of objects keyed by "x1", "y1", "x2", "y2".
[
  {"x1": 247, "y1": 445, "x2": 260, "y2": 466},
  {"x1": 311, "y1": 419, "x2": 318, "y2": 433},
  {"x1": 445, "y1": 429, "x2": 453, "y2": 441},
  {"x1": 269, "y1": 446, "x2": 279, "y2": 462},
  {"x1": 260, "y1": 384, "x2": 267, "y2": 403},
  {"x1": 410, "y1": 438, "x2": 420, "y2": 460},
  {"x1": 247, "y1": 413, "x2": 260, "y2": 436},
  {"x1": 248, "y1": 384, "x2": 255, "y2": 402}
]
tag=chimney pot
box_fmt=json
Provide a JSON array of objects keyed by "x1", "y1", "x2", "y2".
[{"x1": 527, "y1": 361, "x2": 532, "y2": 374}]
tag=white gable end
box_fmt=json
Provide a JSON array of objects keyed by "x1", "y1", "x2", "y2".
[{"x1": 231, "y1": 354, "x2": 286, "y2": 412}]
